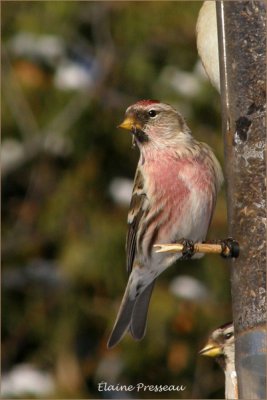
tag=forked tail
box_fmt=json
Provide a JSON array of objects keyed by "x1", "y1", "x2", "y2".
[{"x1": 107, "y1": 280, "x2": 155, "y2": 348}]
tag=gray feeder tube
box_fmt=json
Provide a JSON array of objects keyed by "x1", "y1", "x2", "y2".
[{"x1": 216, "y1": 1, "x2": 266, "y2": 399}]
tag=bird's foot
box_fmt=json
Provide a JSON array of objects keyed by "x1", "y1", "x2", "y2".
[{"x1": 179, "y1": 238, "x2": 195, "y2": 260}]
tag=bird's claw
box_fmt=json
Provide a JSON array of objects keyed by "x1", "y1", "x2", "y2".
[{"x1": 179, "y1": 238, "x2": 195, "y2": 259}]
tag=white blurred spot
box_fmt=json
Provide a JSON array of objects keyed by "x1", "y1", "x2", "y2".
[
  {"x1": 169, "y1": 275, "x2": 210, "y2": 301},
  {"x1": 1, "y1": 364, "x2": 55, "y2": 397},
  {"x1": 159, "y1": 66, "x2": 203, "y2": 98},
  {"x1": 9, "y1": 33, "x2": 65, "y2": 65},
  {"x1": 8, "y1": 32, "x2": 98, "y2": 92},
  {"x1": 1, "y1": 139, "x2": 25, "y2": 174},
  {"x1": 109, "y1": 178, "x2": 133, "y2": 206},
  {"x1": 43, "y1": 131, "x2": 73, "y2": 156},
  {"x1": 54, "y1": 61, "x2": 93, "y2": 90}
]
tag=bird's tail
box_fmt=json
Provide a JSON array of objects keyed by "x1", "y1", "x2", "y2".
[
  {"x1": 107, "y1": 280, "x2": 155, "y2": 348},
  {"x1": 130, "y1": 281, "x2": 155, "y2": 339}
]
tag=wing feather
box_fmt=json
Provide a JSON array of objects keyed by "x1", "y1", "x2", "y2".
[{"x1": 126, "y1": 168, "x2": 148, "y2": 274}]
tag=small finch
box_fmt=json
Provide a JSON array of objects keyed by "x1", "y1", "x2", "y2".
[
  {"x1": 107, "y1": 100, "x2": 223, "y2": 348},
  {"x1": 199, "y1": 322, "x2": 237, "y2": 399}
]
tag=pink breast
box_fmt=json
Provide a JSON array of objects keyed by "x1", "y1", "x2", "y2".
[
  {"x1": 146, "y1": 155, "x2": 205, "y2": 202},
  {"x1": 143, "y1": 154, "x2": 214, "y2": 239}
]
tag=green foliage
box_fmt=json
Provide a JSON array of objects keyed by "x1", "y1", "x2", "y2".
[{"x1": 2, "y1": 2, "x2": 230, "y2": 399}]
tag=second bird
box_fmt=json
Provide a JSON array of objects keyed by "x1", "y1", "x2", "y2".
[{"x1": 107, "y1": 100, "x2": 223, "y2": 348}]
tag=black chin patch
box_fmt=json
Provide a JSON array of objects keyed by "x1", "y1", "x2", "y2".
[{"x1": 132, "y1": 126, "x2": 149, "y2": 143}]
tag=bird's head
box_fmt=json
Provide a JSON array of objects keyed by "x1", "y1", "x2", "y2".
[
  {"x1": 118, "y1": 100, "x2": 192, "y2": 149},
  {"x1": 199, "y1": 322, "x2": 235, "y2": 368}
]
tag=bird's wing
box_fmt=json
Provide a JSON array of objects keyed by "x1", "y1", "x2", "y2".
[{"x1": 126, "y1": 167, "x2": 148, "y2": 275}]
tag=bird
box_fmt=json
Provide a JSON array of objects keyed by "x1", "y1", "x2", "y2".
[
  {"x1": 199, "y1": 322, "x2": 238, "y2": 399},
  {"x1": 107, "y1": 100, "x2": 223, "y2": 348},
  {"x1": 196, "y1": 1, "x2": 220, "y2": 92}
]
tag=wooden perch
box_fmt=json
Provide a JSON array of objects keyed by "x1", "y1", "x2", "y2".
[{"x1": 154, "y1": 238, "x2": 239, "y2": 258}]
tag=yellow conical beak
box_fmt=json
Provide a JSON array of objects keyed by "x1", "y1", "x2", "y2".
[
  {"x1": 199, "y1": 340, "x2": 222, "y2": 357},
  {"x1": 118, "y1": 116, "x2": 141, "y2": 131}
]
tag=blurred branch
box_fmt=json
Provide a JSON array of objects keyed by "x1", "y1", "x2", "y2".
[
  {"x1": 1, "y1": 4, "x2": 116, "y2": 177},
  {"x1": 2, "y1": 48, "x2": 41, "y2": 140}
]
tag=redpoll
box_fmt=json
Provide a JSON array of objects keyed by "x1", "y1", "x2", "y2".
[
  {"x1": 199, "y1": 322, "x2": 237, "y2": 399},
  {"x1": 107, "y1": 100, "x2": 223, "y2": 348}
]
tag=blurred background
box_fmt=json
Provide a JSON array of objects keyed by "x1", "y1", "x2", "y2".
[{"x1": 2, "y1": 1, "x2": 232, "y2": 398}]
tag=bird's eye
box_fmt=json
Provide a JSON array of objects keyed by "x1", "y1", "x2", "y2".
[
  {"x1": 224, "y1": 332, "x2": 233, "y2": 340},
  {"x1": 148, "y1": 109, "x2": 157, "y2": 118}
]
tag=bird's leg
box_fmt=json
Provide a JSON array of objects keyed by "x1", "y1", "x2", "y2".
[{"x1": 178, "y1": 238, "x2": 195, "y2": 259}]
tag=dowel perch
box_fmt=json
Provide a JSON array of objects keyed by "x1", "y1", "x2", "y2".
[{"x1": 154, "y1": 238, "x2": 239, "y2": 258}]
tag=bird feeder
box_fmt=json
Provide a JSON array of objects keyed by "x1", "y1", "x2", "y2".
[{"x1": 216, "y1": 1, "x2": 266, "y2": 399}]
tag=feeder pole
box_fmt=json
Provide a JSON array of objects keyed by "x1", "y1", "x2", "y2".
[{"x1": 216, "y1": 1, "x2": 266, "y2": 399}]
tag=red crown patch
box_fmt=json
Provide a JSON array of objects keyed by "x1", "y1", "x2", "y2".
[{"x1": 135, "y1": 99, "x2": 160, "y2": 107}]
